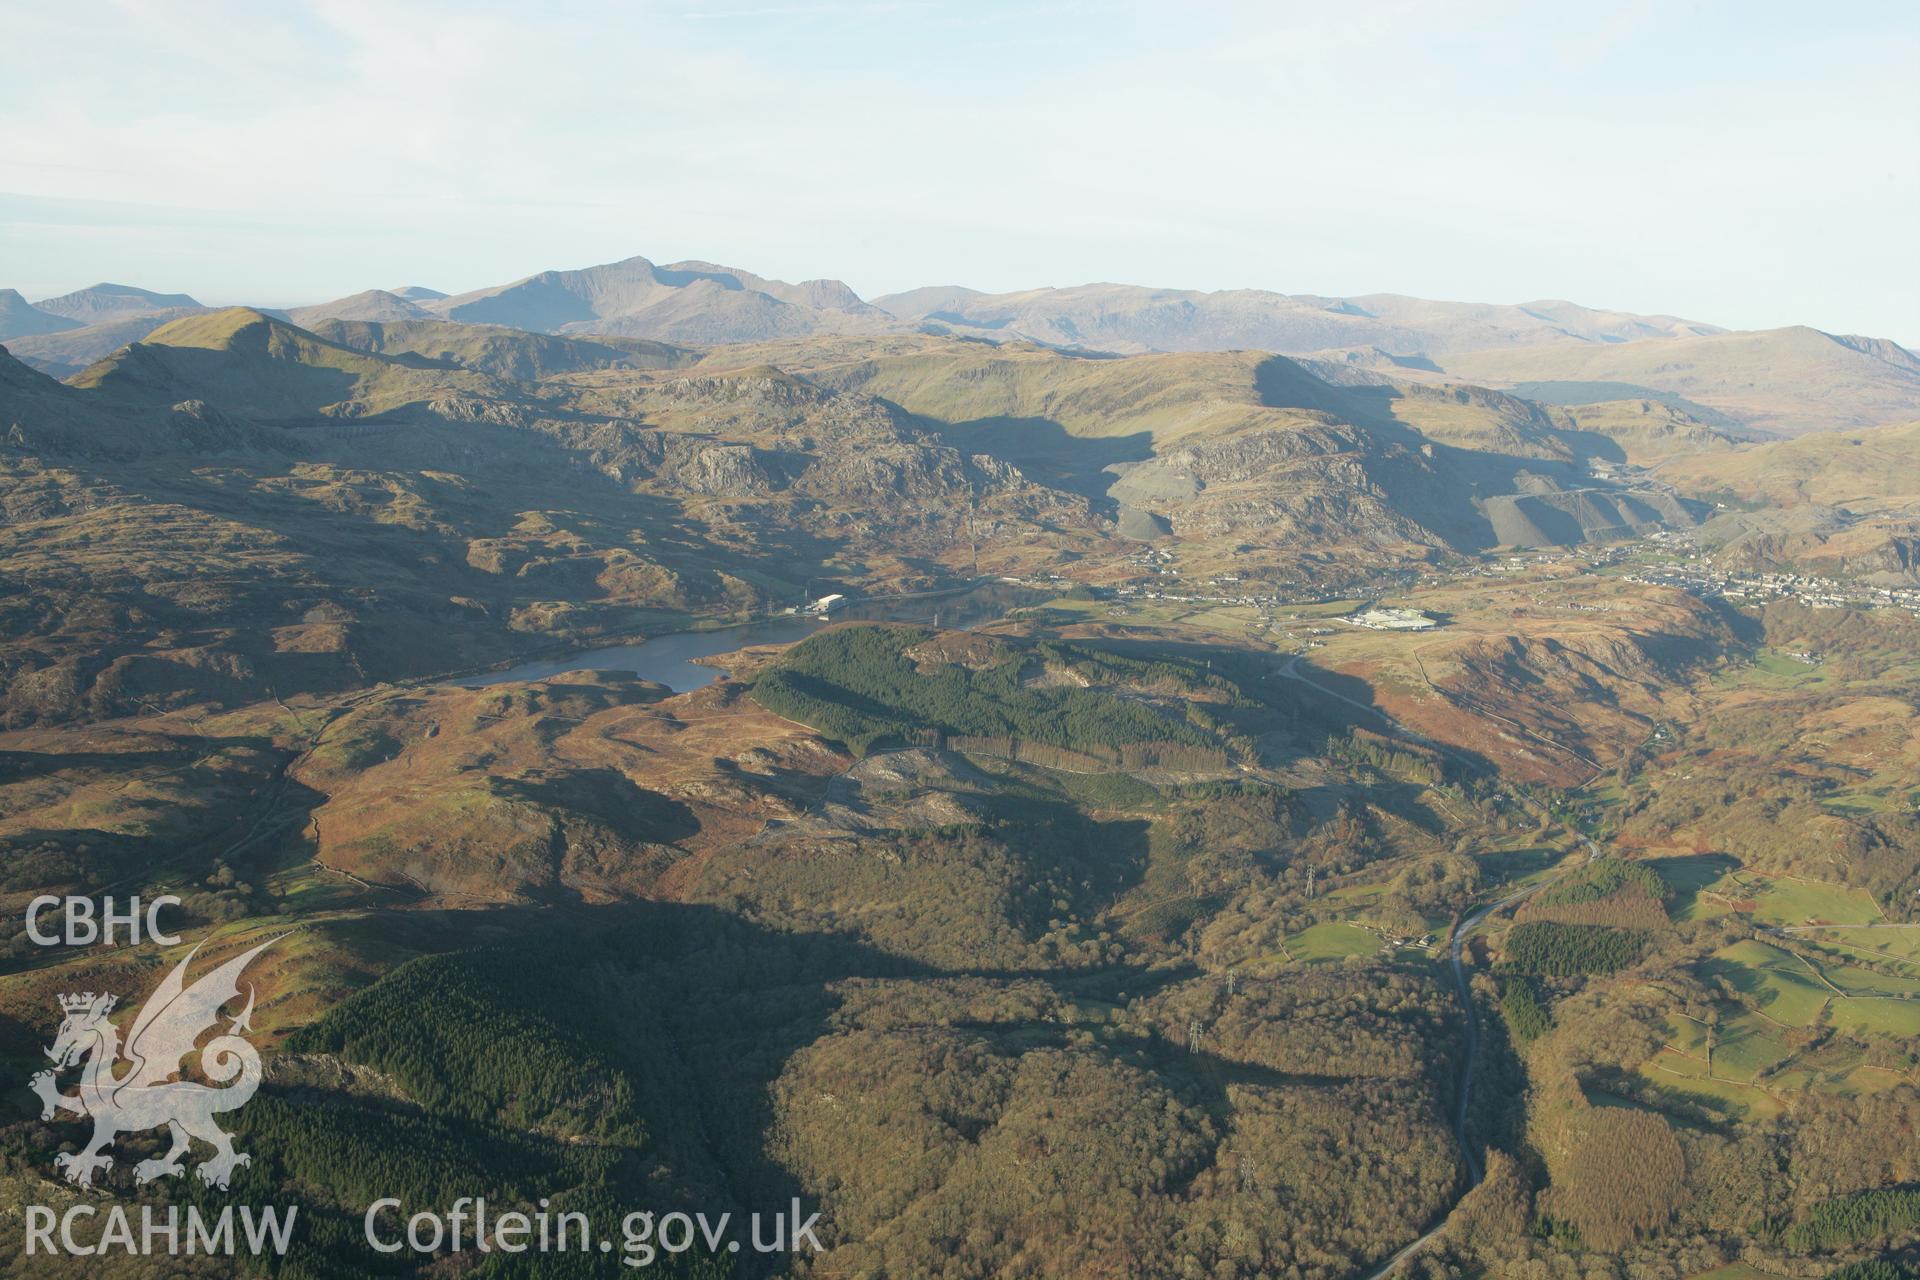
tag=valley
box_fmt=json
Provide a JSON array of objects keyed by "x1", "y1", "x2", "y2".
[
  {"x1": 3, "y1": 287, "x2": 1920, "y2": 1280},
  {"x1": 9, "y1": 0, "x2": 1919, "y2": 1269}
]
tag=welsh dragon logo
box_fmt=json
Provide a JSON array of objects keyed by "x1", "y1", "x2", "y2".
[{"x1": 30, "y1": 939, "x2": 274, "y2": 1190}]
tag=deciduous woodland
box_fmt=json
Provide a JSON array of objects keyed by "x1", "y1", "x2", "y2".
[{"x1": 4, "y1": 259, "x2": 1920, "y2": 1280}]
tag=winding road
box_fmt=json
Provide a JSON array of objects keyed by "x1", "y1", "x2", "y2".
[
  {"x1": 1272, "y1": 651, "x2": 1591, "y2": 1279},
  {"x1": 1357, "y1": 863, "x2": 1582, "y2": 1280},
  {"x1": 1355, "y1": 879, "x2": 1541, "y2": 1280}
]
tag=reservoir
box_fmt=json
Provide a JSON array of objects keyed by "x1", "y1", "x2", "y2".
[{"x1": 456, "y1": 582, "x2": 1045, "y2": 693}]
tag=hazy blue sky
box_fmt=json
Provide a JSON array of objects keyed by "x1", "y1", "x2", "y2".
[{"x1": 3, "y1": 1, "x2": 1915, "y2": 341}]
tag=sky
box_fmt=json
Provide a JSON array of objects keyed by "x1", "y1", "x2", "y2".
[{"x1": 2, "y1": 0, "x2": 1916, "y2": 343}]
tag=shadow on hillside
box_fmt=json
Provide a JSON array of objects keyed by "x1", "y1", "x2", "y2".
[
  {"x1": 0, "y1": 1009, "x2": 46, "y2": 1077},
  {"x1": 0, "y1": 746, "x2": 189, "y2": 784},
  {"x1": 496, "y1": 768, "x2": 701, "y2": 844},
  {"x1": 989, "y1": 798, "x2": 1152, "y2": 915},
  {"x1": 86, "y1": 417, "x2": 854, "y2": 698},
  {"x1": 103, "y1": 341, "x2": 360, "y2": 417},
  {"x1": 1253, "y1": 355, "x2": 1369, "y2": 417},
  {"x1": 1036, "y1": 633, "x2": 1504, "y2": 779},
  {"x1": 1057, "y1": 635, "x2": 1369, "y2": 764},
  {"x1": 1645, "y1": 852, "x2": 1741, "y2": 920},
  {"x1": 1706, "y1": 596, "x2": 1766, "y2": 648},
  {"x1": 1282, "y1": 654, "x2": 1499, "y2": 777},
  {"x1": 904, "y1": 412, "x2": 1155, "y2": 501},
  {"x1": 0, "y1": 730, "x2": 336, "y2": 970},
  {"x1": 1260, "y1": 356, "x2": 1685, "y2": 540},
  {"x1": 295, "y1": 898, "x2": 937, "y2": 1241},
  {"x1": 1548, "y1": 426, "x2": 1632, "y2": 465}
]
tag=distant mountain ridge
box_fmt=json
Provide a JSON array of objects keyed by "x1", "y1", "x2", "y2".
[
  {"x1": 32, "y1": 282, "x2": 203, "y2": 326},
  {"x1": 1, "y1": 308, "x2": 209, "y2": 379},
  {"x1": 1439, "y1": 325, "x2": 1920, "y2": 436},
  {"x1": 1, "y1": 281, "x2": 212, "y2": 364},
  {"x1": 67, "y1": 307, "x2": 509, "y2": 423},
  {"x1": 0, "y1": 289, "x2": 81, "y2": 340},
  {"x1": 289, "y1": 288, "x2": 435, "y2": 326},
  {"x1": 7, "y1": 253, "x2": 1919, "y2": 434},
  {"x1": 417, "y1": 254, "x2": 893, "y2": 343},
  {"x1": 871, "y1": 282, "x2": 1722, "y2": 356}
]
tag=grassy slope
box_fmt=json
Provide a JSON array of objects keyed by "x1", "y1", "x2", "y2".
[
  {"x1": 69, "y1": 307, "x2": 512, "y2": 419},
  {"x1": 1441, "y1": 326, "x2": 1920, "y2": 435},
  {"x1": 1663, "y1": 418, "x2": 1920, "y2": 507}
]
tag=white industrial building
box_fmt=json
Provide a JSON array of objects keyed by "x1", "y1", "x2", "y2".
[{"x1": 1346, "y1": 606, "x2": 1438, "y2": 631}]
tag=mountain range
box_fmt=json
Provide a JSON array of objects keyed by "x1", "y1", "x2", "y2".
[
  {"x1": 871, "y1": 283, "x2": 1722, "y2": 354},
  {"x1": 8, "y1": 260, "x2": 1920, "y2": 1280},
  {"x1": 1437, "y1": 325, "x2": 1920, "y2": 436},
  {"x1": 6, "y1": 254, "x2": 1918, "y2": 435},
  {"x1": 0, "y1": 299, "x2": 1737, "y2": 724}
]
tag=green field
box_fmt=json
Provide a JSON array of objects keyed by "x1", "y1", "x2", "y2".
[
  {"x1": 1476, "y1": 845, "x2": 1569, "y2": 891},
  {"x1": 1822, "y1": 793, "x2": 1896, "y2": 815},
  {"x1": 1713, "y1": 648, "x2": 1831, "y2": 692},
  {"x1": 1697, "y1": 936, "x2": 1920, "y2": 1041},
  {"x1": 1833, "y1": 997, "x2": 1920, "y2": 1037},
  {"x1": 1284, "y1": 921, "x2": 1381, "y2": 963},
  {"x1": 1713, "y1": 1013, "x2": 1794, "y2": 1079},
  {"x1": 1754, "y1": 649, "x2": 1819, "y2": 679},
  {"x1": 1769, "y1": 1060, "x2": 1886, "y2": 1096},
  {"x1": 1661, "y1": 861, "x2": 1881, "y2": 926},
  {"x1": 1807, "y1": 926, "x2": 1920, "y2": 968},
  {"x1": 1649, "y1": 853, "x2": 1739, "y2": 915},
  {"x1": 1748, "y1": 876, "x2": 1880, "y2": 926},
  {"x1": 1663, "y1": 1006, "x2": 1793, "y2": 1080},
  {"x1": 1684, "y1": 1263, "x2": 1789, "y2": 1280},
  {"x1": 1640, "y1": 1049, "x2": 1783, "y2": 1119},
  {"x1": 1702, "y1": 939, "x2": 1835, "y2": 1023}
]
